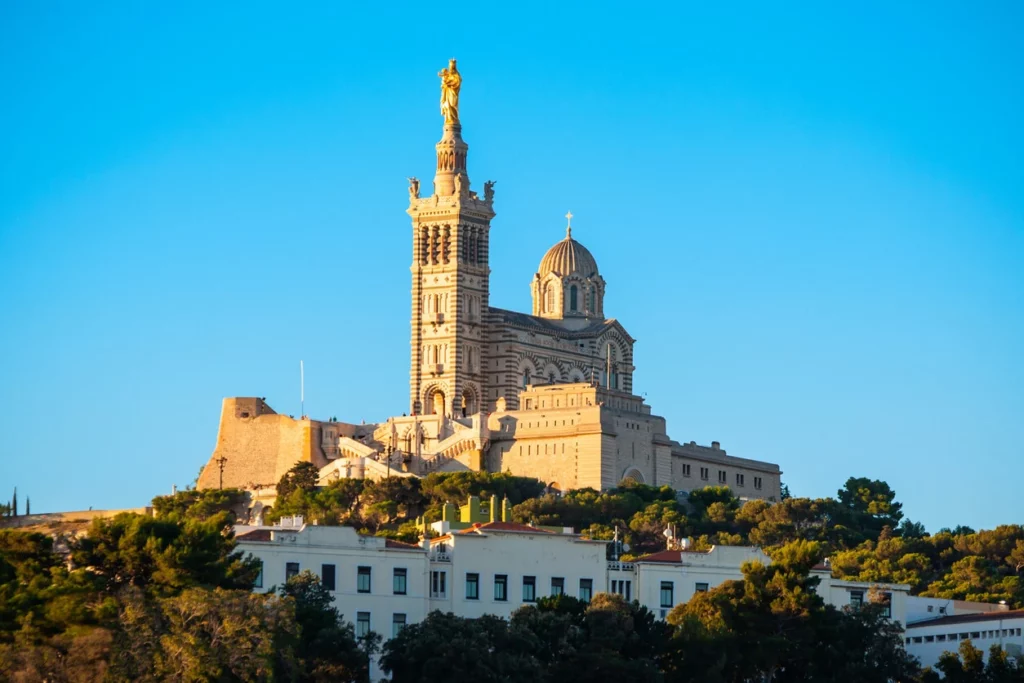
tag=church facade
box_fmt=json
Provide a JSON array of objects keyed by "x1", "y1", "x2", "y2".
[{"x1": 198, "y1": 63, "x2": 782, "y2": 501}]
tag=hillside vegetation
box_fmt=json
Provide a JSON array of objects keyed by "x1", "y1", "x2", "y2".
[{"x1": 1, "y1": 470, "x2": 1021, "y2": 681}]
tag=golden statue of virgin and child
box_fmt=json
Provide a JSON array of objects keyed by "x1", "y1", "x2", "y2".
[{"x1": 439, "y1": 59, "x2": 461, "y2": 124}]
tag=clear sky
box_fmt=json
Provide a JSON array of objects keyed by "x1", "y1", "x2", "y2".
[{"x1": 1, "y1": 2, "x2": 1021, "y2": 532}]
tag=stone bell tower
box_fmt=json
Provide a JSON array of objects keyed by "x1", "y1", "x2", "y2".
[{"x1": 408, "y1": 60, "x2": 496, "y2": 418}]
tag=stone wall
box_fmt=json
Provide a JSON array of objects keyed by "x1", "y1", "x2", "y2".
[{"x1": 197, "y1": 398, "x2": 331, "y2": 491}]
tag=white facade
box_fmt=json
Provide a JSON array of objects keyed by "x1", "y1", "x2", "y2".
[
  {"x1": 633, "y1": 546, "x2": 774, "y2": 619},
  {"x1": 235, "y1": 525, "x2": 430, "y2": 643},
  {"x1": 904, "y1": 610, "x2": 1024, "y2": 669},
  {"x1": 427, "y1": 522, "x2": 609, "y2": 619},
  {"x1": 237, "y1": 522, "x2": 912, "y2": 628}
]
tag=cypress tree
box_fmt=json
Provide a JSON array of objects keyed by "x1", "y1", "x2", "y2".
[
  {"x1": 11, "y1": 488, "x2": 16, "y2": 517},
  {"x1": 25, "y1": 497, "x2": 30, "y2": 516}
]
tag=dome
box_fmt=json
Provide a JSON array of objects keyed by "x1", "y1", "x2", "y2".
[{"x1": 538, "y1": 228, "x2": 599, "y2": 278}]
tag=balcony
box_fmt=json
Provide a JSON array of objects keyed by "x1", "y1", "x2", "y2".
[
  {"x1": 427, "y1": 312, "x2": 445, "y2": 324},
  {"x1": 607, "y1": 561, "x2": 635, "y2": 572},
  {"x1": 422, "y1": 363, "x2": 445, "y2": 375},
  {"x1": 431, "y1": 550, "x2": 452, "y2": 562}
]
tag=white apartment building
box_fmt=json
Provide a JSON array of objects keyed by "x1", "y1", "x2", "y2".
[
  {"x1": 235, "y1": 524, "x2": 430, "y2": 642},
  {"x1": 426, "y1": 521, "x2": 609, "y2": 619},
  {"x1": 903, "y1": 605, "x2": 1023, "y2": 669},
  {"x1": 236, "y1": 520, "x2": 911, "y2": 627}
]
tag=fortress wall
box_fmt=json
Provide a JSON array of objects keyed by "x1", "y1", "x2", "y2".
[{"x1": 197, "y1": 398, "x2": 329, "y2": 491}]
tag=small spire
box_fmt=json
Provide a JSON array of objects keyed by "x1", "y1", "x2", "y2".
[{"x1": 565, "y1": 211, "x2": 573, "y2": 238}]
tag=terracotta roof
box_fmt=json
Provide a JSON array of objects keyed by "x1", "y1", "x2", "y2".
[
  {"x1": 458, "y1": 521, "x2": 553, "y2": 535},
  {"x1": 907, "y1": 609, "x2": 1024, "y2": 629},
  {"x1": 385, "y1": 538, "x2": 424, "y2": 550},
  {"x1": 633, "y1": 547, "x2": 719, "y2": 563},
  {"x1": 236, "y1": 529, "x2": 273, "y2": 542},
  {"x1": 634, "y1": 550, "x2": 683, "y2": 564}
]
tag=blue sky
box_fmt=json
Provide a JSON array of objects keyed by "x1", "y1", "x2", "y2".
[{"x1": 1, "y1": 2, "x2": 1021, "y2": 531}]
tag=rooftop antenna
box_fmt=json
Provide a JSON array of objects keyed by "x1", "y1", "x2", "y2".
[{"x1": 300, "y1": 360, "x2": 305, "y2": 419}]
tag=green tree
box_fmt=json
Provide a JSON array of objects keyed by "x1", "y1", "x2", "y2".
[
  {"x1": 277, "y1": 461, "x2": 321, "y2": 500},
  {"x1": 155, "y1": 587, "x2": 297, "y2": 682},
  {"x1": 836, "y1": 476, "x2": 904, "y2": 534},
  {"x1": 72, "y1": 512, "x2": 260, "y2": 596},
  {"x1": 152, "y1": 488, "x2": 247, "y2": 523},
  {"x1": 380, "y1": 611, "x2": 542, "y2": 683},
  {"x1": 279, "y1": 571, "x2": 376, "y2": 683},
  {"x1": 665, "y1": 540, "x2": 827, "y2": 682}
]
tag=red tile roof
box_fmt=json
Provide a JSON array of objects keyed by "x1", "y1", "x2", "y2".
[
  {"x1": 385, "y1": 538, "x2": 424, "y2": 550},
  {"x1": 458, "y1": 521, "x2": 552, "y2": 534},
  {"x1": 907, "y1": 609, "x2": 1024, "y2": 629},
  {"x1": 634, "y1": 550, "x2": 682, "y2": 564},
  {"x1": 236, "y1": 529, "x2": 273, "y2": 542}
]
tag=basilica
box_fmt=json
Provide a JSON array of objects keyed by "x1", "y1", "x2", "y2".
[{"x1": 198, "y1": 62, "x2": 782, "y2": 501}]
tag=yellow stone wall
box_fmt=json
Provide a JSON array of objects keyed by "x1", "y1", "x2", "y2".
[{"x1": 197, "y1": 398, "x2": 331, "y2": 491}]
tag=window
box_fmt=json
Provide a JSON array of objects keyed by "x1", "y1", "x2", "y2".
[
  {"x1": 700, "y1": 467, "x2": 709, "y2": 481},
  {"x1": 611, "y1": 579, "x2": 632, "y2": 601},
  {"x1": 551, "y1": 577, "x2": 564, "y2": 596},
  {"x1": 570, "y1": 285, "x2": 578, "y2": 311},
  {"x1": 431, "y1": 570, "x2": 447, "y2": 599},
  {"x1": 695, "y1": 582, "x2": 709, "y2": 593},
  {"x1": 912, "y1": 637, "x2": 922, "y2": 644},
  {"x1": 523, "y1": 576, "x2": 537, "y2": 602},
  {"x1": 255, "y1": 561, "x2": 263, "y2": 588},
  {"x1": 393, "y1": 568, "x2": 407, "y2": 595},
  {"x1": 718, "y1": 470, "x2": 727, "y2": 484},
  {"x1": 286, "y1": 562, "x2": 300, "y2": 580},
  {"x1": 660, "y1": 581, "x2": 674, "y2": 608},
  {"x1": 357, "y1": 566, "x2": 371, "y2": 593},
  {"x1": 466, "y1": 573, "x2": 480, "y2": 600},
  {"x1": 754, "y1": 476, "x2": 763, "y2": 490},
  {"x1": 392, "y1": 613, "x2": 406, "y2": 638},
  {"x1": 849, "y1": 590, "x2": 864, "y2": 608},
  {"x1": 925, "y1": 635, "x2": 934, "y2": 643},
  {"x1": 494, "y1": 574, "x2": 508, "y2": 601},
  {"x1": 356, "y1": 612, "x2": 370, "y2": 638},
  {"x1": 682, "y1": 464, "x2": 691, "y2": 477},
  {"x1": 579, "y1": 578, "x2": 593, "y2": 602},
  {"x1": 736, "y1": 473, "x2": 745, "y2": 487},
  {"x1": 879, "y1": 592, "x2": 892, "y2": 619},
  {"x1": 322, "y1": 564, "x2": 336, "y2": 591},
  {"x1": 937, "y1": 634, "x2": 947, "y2": 642},
  {"x1": 522, "y1": 370, "x2": 531, "y2": 388}
]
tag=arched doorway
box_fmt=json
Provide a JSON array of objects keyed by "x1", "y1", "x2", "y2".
[
  {"x1": 620, "y1": 468, "x2": 646, "y2": 486},
  {"x1": 432, "y1": 390, "x2": 446, "y2": 416},
  {"x1": 461, "y1": 387, "x2": 477, "y2": 417}
]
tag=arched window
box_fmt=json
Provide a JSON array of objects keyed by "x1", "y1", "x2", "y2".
[
  {"x1": 546, "y1": 286, "x2": 555, "y2": 313},
  {"x1": 522, "y1": 369, "x2": 531, "y2": 388},
  {"x1": 570, "y1": 285, "x2": 578, "y2": 311}
]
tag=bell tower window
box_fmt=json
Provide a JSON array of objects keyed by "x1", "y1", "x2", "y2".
[{"x1": 570, "y1": 285, "x2": 578, "y2": 312}]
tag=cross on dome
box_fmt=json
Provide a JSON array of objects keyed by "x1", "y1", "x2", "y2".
[{"x1": 565, "y1": 211, "x2": 573, "y2": 238}]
